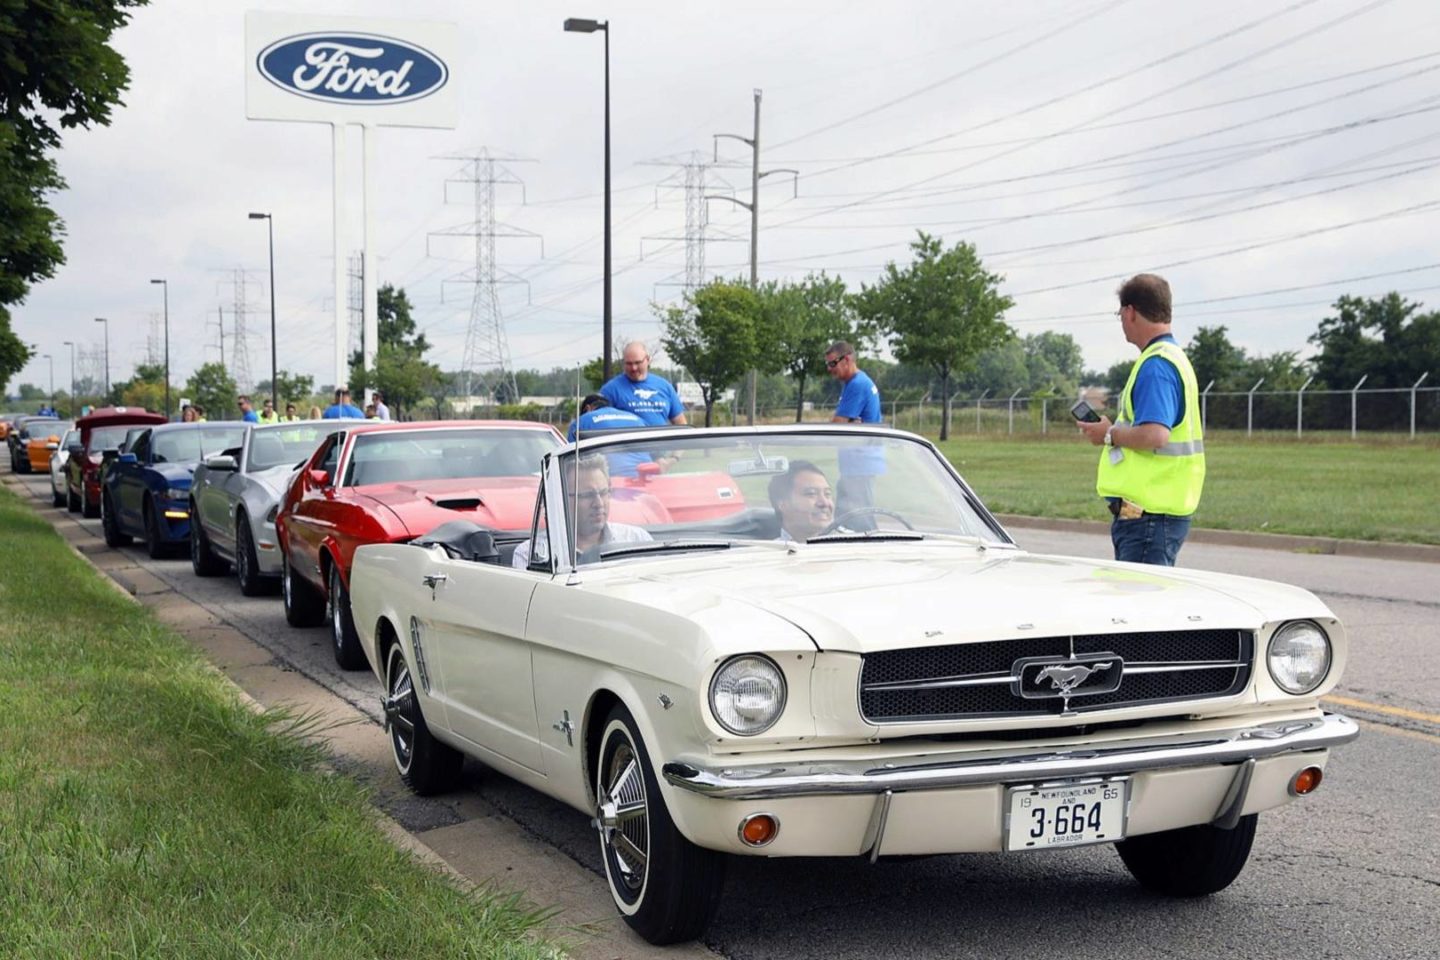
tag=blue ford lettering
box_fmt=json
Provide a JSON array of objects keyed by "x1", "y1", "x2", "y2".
[{"x1": 257, "y1": 33, "x2": 447, "y2": 104}]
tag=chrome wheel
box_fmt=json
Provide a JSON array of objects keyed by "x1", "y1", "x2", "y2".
[
  {"x1": 597, "y1": 738, "x2": 650, "y2": 900},
  {"x1": 384, "y1": 645, "x2": 416, "y2": 776}
]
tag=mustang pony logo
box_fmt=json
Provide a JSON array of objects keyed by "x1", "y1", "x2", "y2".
[
  {"x1": 1035, "y1": 661, "x2": 1114, "y2": 695},
  {"x1": 632, "y1": 388, "x2": 659, "y2": 400}
]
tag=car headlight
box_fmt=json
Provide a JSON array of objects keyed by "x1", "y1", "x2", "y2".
[
  {"x1": 709, "y1": 655, "x2": 786, "y2": 736},
  {"x1": 1267, "y1": 621, "x2": 1332, "y2": 694},
  {"x1": 163, "y1": 487, "x2": 188, "y2": 500}
]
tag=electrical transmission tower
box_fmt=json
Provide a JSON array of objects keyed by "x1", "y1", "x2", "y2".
[
  {"x1": 145, "y1": 313, "x2": 162, "y2": 366},
  {"x1": 217, "y1": 268, "x2": 262, "y2": 392},
  {"x1": 428, "y1": 149, "x2": 541, "y2": 406},
  {"x1": 640, "y1": 152, "x2": 744, "y2": 296},
  {"x1": 347, "y1": 252, "x2": 364, "y2": 362}
]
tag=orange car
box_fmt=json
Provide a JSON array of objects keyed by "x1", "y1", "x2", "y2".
[{"x1": 25, "y1": 420, "x2": 74, "y2": 473}]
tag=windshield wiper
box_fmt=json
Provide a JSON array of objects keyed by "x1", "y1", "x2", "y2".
[
  {"x1": 805, "y1": 530, "x2": 927, "y2": 543},
  {"x1": 598, "y1": 538, "x2": 735, "y2": 559}
]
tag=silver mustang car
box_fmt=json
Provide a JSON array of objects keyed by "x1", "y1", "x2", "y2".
[
  {"x1": 49, "y1": 427, "x2": 80, "y2": 507},
  {"x1": 189, "y1": 420, "x2": 334, "y2": 595}
]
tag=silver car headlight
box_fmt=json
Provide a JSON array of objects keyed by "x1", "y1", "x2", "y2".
[
  {"x1": 709, "y1": 655, "x2": 787, "y2": 736},
  {"x1": 1267, "y1": 620, "x2": 1331, "y2": 694}
]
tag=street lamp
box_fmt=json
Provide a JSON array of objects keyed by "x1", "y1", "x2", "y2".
[
  {"x1": 149, "y1": 278, "x2": 170, "y2": 419},
  {"x1": 63, "y1": 341, "x2": 75, "y2": 414},
  {"x1": 41, "y1": 353, "x2": 53, "y2": 410},
  {"x1": 94, "y1": 317, "x2": 110, "y2": 399},
  {"x1": 563, "y1": 16, "x2": 612, "y2": 380},
  {"x1": 248, "y1": 212, "x2": 278, "y2": 412}
]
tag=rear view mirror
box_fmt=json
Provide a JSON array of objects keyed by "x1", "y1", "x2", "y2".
[
  {"x1": 636, "y1": 462, "x2": 661, "y2": 482},
  {"x1": 67, "y1": 443, "x2": 84, "y2": 458},
  {"x1": 727, "y1": 454, "x2": 790, "y2": 477},
  {"x1": 204, "y1": 454, "x2": 238, "y2": 472},
  {"x1": 307, "y1": 468, "x2": 330, "y2": 486}
]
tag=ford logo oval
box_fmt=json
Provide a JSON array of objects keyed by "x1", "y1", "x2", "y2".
[{"x1": 256, "y1": 32, "x2": 448, "y2": 105}]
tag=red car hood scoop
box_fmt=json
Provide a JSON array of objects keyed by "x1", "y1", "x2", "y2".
[
  {"x1": 429, "y1": 494, "x2": 485, "y2": 510},
  {"x1": 358, "y1": 477, "x2": 540, "y2": 537}
]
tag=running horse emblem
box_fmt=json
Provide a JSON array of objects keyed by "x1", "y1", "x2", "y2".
[{"x1": 1035, "y1": 661, "x2": 1115, "y2": 696}]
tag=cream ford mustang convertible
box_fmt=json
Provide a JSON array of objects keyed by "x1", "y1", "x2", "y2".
[{"x1": 348, "y1": 425, "x2": 1357, "y2": 945}]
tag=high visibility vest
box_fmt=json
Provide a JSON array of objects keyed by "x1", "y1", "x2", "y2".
[{"x1": 1096, "y1": 339, "x2": 1205, "y2": 516}]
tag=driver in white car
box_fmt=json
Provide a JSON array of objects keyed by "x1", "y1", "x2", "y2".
[
  {"x1": 513, "y1": 454, "x2": 651, "y2": 568},
  {"x1": 768, "y1": 461, "x2": 838, "y2": 542}
]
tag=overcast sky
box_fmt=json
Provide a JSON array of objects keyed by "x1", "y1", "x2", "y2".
[{"x1": 12, "y1": 0, "x2": 1440, "y2": 396}]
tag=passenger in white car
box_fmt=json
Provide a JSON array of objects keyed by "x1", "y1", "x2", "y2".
[
  {"x1": 512, "y1": 454, "x2": 651, "y2": 568},
  {"x1": 768, "y1": 460, "x2": 836, "y2": 542}
]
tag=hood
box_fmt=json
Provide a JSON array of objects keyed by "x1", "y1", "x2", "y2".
[
  {"x1": 152, "y1": 462, "x2": 197, "y2": 486},
  {"x1": 251, "y1": 464, "x2": 298, "y2": 497},
  {"x1": 357, "y1": 476, "x2": 539, "y2": 538},
  {"x1": 628, "y1": 544, "x2": 1330, "y2": 654}
]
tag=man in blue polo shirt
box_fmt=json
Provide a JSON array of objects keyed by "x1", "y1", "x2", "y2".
[
  {"x1": 322, "y1": 387, "x2": 366, "y2": 420},
  {"x1": 567, "y1": 394, "x2": 653, "y2": 478},
  {"x1": 826, "y1": 340, "x2": 884, "y2": 529},
  {"x1": 600, "y1": 342, "x2": 687, "y2": 425}
]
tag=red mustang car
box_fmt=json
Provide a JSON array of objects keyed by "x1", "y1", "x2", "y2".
[
  {"x1": 276, "y1": 420, "x2": 563, "y2": 669},
  {"x1": 65, "y1": 407, "x2": 168, "y2": 517}
]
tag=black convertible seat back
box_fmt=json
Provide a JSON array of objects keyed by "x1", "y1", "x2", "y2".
[{"x1": 414, "y1": 520, "x2": 500, "y2": 563}]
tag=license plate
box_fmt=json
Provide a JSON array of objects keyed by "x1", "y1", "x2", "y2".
[{"x1": 1004, "y1": 778, "x2": 1128, "y2": 851}]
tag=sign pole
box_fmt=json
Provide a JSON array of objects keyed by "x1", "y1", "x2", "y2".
[{"x1": 362, "y1": 123, "x2": 379, "y2": 404}]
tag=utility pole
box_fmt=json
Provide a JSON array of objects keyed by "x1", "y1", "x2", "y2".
[{"x1": 711, "y1": 89, "x2": 797, "y2": 424}]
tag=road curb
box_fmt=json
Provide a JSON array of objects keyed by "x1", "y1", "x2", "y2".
[{"x1": 995, "y1": 513, "x2": 1440, "y2": 565}]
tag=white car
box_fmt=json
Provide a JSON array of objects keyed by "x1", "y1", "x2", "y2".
[
  {"x1": 49, "y1": 427, "x2": 79, "y2": 507},
  {"x1": 348, "y1": 425, "x2": 1357, "y2": 945}
]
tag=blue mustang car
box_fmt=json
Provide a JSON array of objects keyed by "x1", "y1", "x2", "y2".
[{"x1": 101, "y1": 422, "x2": 249, "y2": 557}]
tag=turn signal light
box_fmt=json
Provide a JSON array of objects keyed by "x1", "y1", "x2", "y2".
[
  {"x1": 1290, "y1": 766, "x2": 1324, "y2": 796},
  {"x1": 738, "y1": 813, "x2": 779, "y2": 847}
]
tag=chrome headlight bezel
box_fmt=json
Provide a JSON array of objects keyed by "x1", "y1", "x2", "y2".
[
  {"x1": 1266, "y1": 620, "x2": 1332, "y2": 695},
  {"x1": 709, "y1": 655, "x2": 787, "y2": 737}
]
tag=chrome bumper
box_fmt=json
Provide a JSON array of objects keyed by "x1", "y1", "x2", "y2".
[{"x1": 662, "y1": 713, "x2": 1358, "y2": 801}]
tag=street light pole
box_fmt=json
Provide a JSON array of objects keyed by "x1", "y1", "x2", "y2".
[
  {"x1": 63, "y1": 341, "x2": 75, "y2": 413},
  {"x1": 42, "y1": 353, "x2": 53, "y2": 410},
  {"x1": 563, "y1": 17, "x2": 612, "y2": 380},
  {"x1": 150, "y1": 278, "x2": 169, "y2": 419},
  {"x1": 248, "y1": 212, "x2": 278, "y2": 411},
  {"x1": 94, "y1": 317, "x2": 110, "y2": 399}
]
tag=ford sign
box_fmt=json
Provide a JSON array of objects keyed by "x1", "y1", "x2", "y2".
[{"x1": 256, "y1": 32, "x2": 448, "y2": 105}]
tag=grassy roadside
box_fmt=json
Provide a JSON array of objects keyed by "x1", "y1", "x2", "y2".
[
  {"x1": 935, "y1": 432, "x2": 1440, "y2": 545},
  {"x1": 0, "y1": 487, "x2": 561, "y2": 959}
]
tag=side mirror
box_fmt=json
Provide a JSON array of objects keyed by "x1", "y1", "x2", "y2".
[
  {"x1": 636, "y1": 461, "x2": 662, "y2": 482},
  {"x1": 67, "y1": 443, "x2": 84, "y2": 458},
  {"x1": 118, "y1": 453, "x2": 138, "y2": 464},
  {"x1": 307, "y1": 468, "x2": 330, "y2": 486},
  {"x1": 204, "y1": 454, "x2": 238, "y2": 472}
]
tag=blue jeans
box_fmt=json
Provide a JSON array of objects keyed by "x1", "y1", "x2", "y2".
[{"x1": 1111, "y1": 513, "x2": 1191, "y2": 566}]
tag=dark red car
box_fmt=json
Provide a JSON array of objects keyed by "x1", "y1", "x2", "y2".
[
  {"x1": 65, "y1": 407, "x2": 169, "y2": 517},
  {"x1": 276, "y1": 420, "x2": 562, "y2": 669}
]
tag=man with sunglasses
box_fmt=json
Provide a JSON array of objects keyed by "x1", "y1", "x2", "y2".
[{"x1": 825, "y1": 341, "x2": 883, "y2": 529}]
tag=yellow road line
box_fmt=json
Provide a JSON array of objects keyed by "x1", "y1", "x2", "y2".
[
  {"x1": 1354, "y1": 718, "x2": 1440, "y2": 747},
  {"x1": 1324, "y1": 695, "x2": 1440, "y2": 726}
]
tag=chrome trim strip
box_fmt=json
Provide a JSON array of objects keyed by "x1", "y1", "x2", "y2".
[
  {"x1": 661, "y1": 713, "x2": 1357, "y2": 801},
  {"x1": 862, "y1": 660, "x2": 1248, "y2": 693},
  {"x1": 862, "y1": 790, "x2": 893, "y2": 864},
  {"x1": 1211, "y1": 758, "x2": 1255, "y2": 830}
]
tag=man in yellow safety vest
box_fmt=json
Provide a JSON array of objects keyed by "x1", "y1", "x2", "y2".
[{"x1": 1077, "y1": 273, "x2": 1205, "y2": 566}]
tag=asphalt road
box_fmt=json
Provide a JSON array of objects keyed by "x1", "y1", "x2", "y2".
[{"x1": 10, "y1": 466, "x2": 1438, "y2": 960}]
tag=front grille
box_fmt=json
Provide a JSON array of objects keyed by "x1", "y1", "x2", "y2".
[{"x1": 859, "y1": 629, "x2": 1253, "y2": 723}]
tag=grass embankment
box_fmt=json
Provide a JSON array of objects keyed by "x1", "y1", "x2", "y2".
[
  {"x1": 0, "y1": 488, "x2": 559, "y2": 959},
  {"x1": 937, "y1": 432, "x2": 1440, "y2": 545}
]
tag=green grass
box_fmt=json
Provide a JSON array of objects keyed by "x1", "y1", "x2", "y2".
[
  {"x1": 935, "y1": 431, "x2": 1440, "y2": 545},
  {"x1": 0, "y1": 488, "x2": 561, "y2": 959}
]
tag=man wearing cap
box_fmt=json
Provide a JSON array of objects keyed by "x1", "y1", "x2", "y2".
[
  {"x1": 568, "y1": 394, "x2": 653, "y2": 478},
  {"x1": 600, "y1": 341, "x2": 687, "y2": 426},
  {"x1": 1076, "y1": 273, "x2": 1205, "y2": 566}
]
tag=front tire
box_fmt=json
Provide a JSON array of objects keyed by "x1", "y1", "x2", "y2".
[
  {"x1": 1116, "y1": 813, "x2": 1258, "y2": 897},
  {"x1": 595, "y1": 703, "x2": 725, "y2": 945},
  {"x1": 383, "y1": 641, "x2": 463, "y2": 795},
  {"x1": 144, "y1": 500, "x2": 169, "y2": 559},
  {"x1": 101, "y1": 492, "x2": 132, "y2": 547},
  {"x1": 82, "y1": 487, "x2": 99, "y2": 519},
  {"x1": 190, "y1": 504, "x2": 229, "y2": 577},
  {"x1": 67, "y1": 484, "x2": 80, "y2": 513},
  {"x1": 282, "y1": 550, "x2": 324, "y2": 627},
  {"x1": 52, "y1": 482, "x2": 65, "y2": 508},
  {"x1": 235, "y1": 517, "x2": 266, "y2": 596},
  {"x1": 328, "y1": 562, "x2": 365, "y2": 670}
]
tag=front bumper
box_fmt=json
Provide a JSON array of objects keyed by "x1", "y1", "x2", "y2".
[{"x1": 660, "y1": 713, "x2": 1357, "y2": 858}]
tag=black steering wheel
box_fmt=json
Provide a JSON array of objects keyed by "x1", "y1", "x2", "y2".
[{"x1": 820, "y1": 507, "x2": 915, "y2": 536}]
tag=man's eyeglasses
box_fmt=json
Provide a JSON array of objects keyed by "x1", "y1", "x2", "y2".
[
  {"x1": 826, "y1": 355, "x2": 850, "y2": 369},
  {"x1": 568, "y1": 488, "x2": 611, "y2": 503}
]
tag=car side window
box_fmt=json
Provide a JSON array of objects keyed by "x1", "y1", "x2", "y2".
[
  {"x1": 526, "y1": 484, "x2": 552, "y2": 571},
  {"x1": 315, "y1": 433, "x2": 343, "y2": 485},
  {"x1": 129, "y1": 430, "x2": 151, "y2": 463}
]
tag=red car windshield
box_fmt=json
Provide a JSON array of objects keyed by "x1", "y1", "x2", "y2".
[
  {"x1": 341, "y1": 428, "x2": 557, "y2": 487},
  {"x1": 87, "y1": 425, "x2": 133, "y2": 451}
]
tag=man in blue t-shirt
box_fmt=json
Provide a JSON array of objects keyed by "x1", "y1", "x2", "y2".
[
  {"x1": 567, "y1": 394, "x2": 654, "y2": 478},
  {"x1": 599, "y1": 342, "x2": 687, "y2": 426},
  {"x1": 322, "y1": 387, "x2": 366, "y2": 420},
  {"x1": 238, "y1": 395, "x2": 260, "y2": 423},
  {"x1": 826, "y1": 340, "x2": 884, "y2": 529}
]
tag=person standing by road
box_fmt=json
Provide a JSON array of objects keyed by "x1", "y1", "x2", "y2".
[
  {"x1": 238, "y1": 395, "x2": 260, "y2": 423},
  {"x1": 372, "y1": 390, "x2": 390, "y2": 421},
  {"x1": 258, "y1": 398, "x2": 280, "y2": 424},
  {"x1": 1077, "y1": 273, "x2": 1205, "y2": 566},
  {"x1": 600, "y1": 341, "x2": 687, "y2": 425},
  {"x1": 825, "y1": 341, "x2": 883, "y2": 528},
  {"x1": 282, "y1": 403, "x2": 301, "y2": 422},
  {"x1": 323, "y1": 388, "x2": 365, "y2": 420}
]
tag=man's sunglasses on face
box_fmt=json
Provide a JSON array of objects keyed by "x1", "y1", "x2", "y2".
[{"x1": 826, "y1": 355, "x2": 849, "y2": 369}]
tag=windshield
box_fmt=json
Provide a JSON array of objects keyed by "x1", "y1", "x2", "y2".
[
  {"x1": 153, "y1": 426, "x2": 248, "y2": 464},
  {"x1": 247, "y1": 424, "x2": 330, "y2": 472},
  {"x1": 27, "y1": 420, "x2": 72, "y2": 439},
  {"x1": 342, "y1": 427, "x2": 558, "y2": 487},
  {"x1": 87, "y1": 425, "x2": 134, "y2": 451},
  {"x1": 554, "y1": 431, "x2": 1004, "y2": 563}
]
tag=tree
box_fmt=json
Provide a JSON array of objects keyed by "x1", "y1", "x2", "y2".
[
  {"x1": 350, "y1": 343, "x2": 442, "y2": 418},
  {"x1": 1185, "y1": 325, "x2": 1249, "y2": 391},
  {"x1": 757, "y1": 273, "x2": 858, "y2": 422},
  {"x1": 255, "y1": 370, "x2": 314, "y2": 406},
  {"x1": 1309, "y1": 293, "x2": 1440, "y2": 389},
  {"x1": 855, "y1": 232, "x2": 1013, "y2": 440},
  {"x1": 659, "y1": 280, "x2": 760, "y2": 426},
  {"x1": 349, "y1": 284, "x2": 429, "y2": 382},
  {"x1": 185, "y1": 362, "x2": 238, "y2": 421},
  {"x1": 1, "y1": 2, "x2": 146, "y2": 376}
]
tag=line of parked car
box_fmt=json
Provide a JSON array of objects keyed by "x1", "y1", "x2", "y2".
[{"x1": 4, "y1": 405, "x2": 1360, "y2": 946}]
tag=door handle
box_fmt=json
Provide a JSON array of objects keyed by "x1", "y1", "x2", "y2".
[{"x1": 422, "y1": 573, "x2": 447, "y2": 589}]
